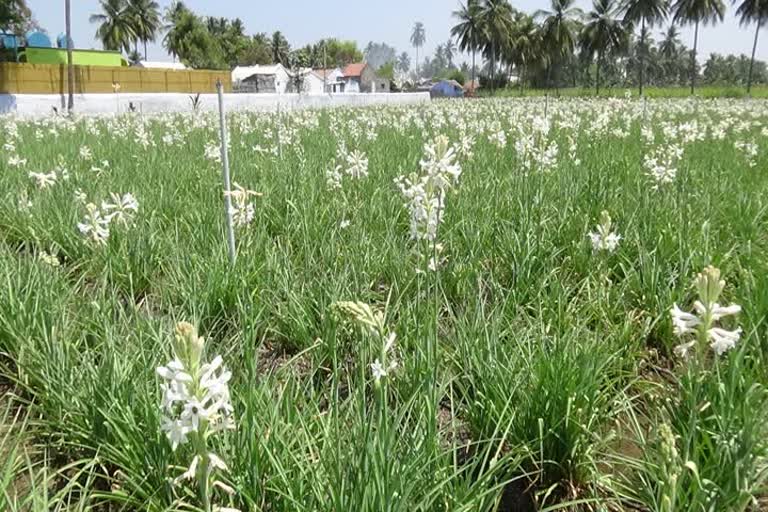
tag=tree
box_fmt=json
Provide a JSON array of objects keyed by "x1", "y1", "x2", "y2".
[
  {"x1": 270, "y1": 31, "x2": 291, "y2": 65},
  {"x1": 162, "y1": 1, "x2": 188, "y2": 61},
  {"x1": 207, "y1": 17, "x2": 250, "y2": 68},
  {"x1": 734, "y1": 0, "x2": 768, "y2": 93},
  {"x1": 479, "y1": 0, "x2": 516, "y2": 92},
  {"x1": 659, "y1": 24, "x2": 681, "y2": 57},
  {"x1": 90, "y1": 0, "x2": 135, "y2": 53},
  {"x1": 672, "y1": 0, "x2": 726, "y2": 94},
  {"x1": 620, "y1": 0, "x2": 668, "y2": 95},
  {"x1": 504, "y1": 13, "x2": 545, "y2": 92},
  {"x1": 397, "y1": 51, "x2": 411, "y2": 72},
  {"x1": 580, "y1": 0, "x2": 628, "y2": 94},
  {"x1": 127, "y1": 0, "x2": 160, "y2": 60},
  {"x1": 161, "y1": 3, "x2": 224, "y2": 69},
  {"x1": 452, "y1": 0, "x2": 486, "y2": 90},
  {"x1": 444, "y1": 38, "x2": 457, "y2": 66},
  {"x1": 536, "y1": 0, "x2": 584, "y2": 91},
  {"x1": 239, "y1": 33, "x2": 272, "y2": 66},
  {"x1": 410, "y1": 22, "x2": 426, "y2": 76},
  {"x1": 364, "y1": 41, "x2": 397, "y2": 69},
  {"x1": 0, "y1": 0, "x2": 32, "y2": 32}
]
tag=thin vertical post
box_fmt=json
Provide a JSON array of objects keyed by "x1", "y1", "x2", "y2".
[
  {"x1": 216, "y1": 80, "x2": 236, "y2": 265},
  {"x1": 65, "y1": 0, "x2": 74, "y2": 112}
]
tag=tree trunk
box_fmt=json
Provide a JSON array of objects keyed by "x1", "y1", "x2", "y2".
[
  {"x1": 472, "y1": 48, "x2": 476, "y2": 92},
  {"x1": 144, "y1": 41, "x2": 148, "y2": 61},
  {"x1": 748, "y1": 20, "x2": 761, "y2": 94},
  {"x1": 65, "y1": 0, "x2": 74, "y2": 113},
  {"x1": 416, "y1": 46, "x2": 419, "y2": 79},
  {"x1": 639, "y1": 17, "x2": 645, "y2": 96},
  {"x1": 491, "y1": 45, "x2": 496, "y2": 94},
  {"x1": 596, "y1": 52, "x2": 601, "y2": 95},
  {"x1": 690, "y1": 20, "x2": 699, "y2": 95}
]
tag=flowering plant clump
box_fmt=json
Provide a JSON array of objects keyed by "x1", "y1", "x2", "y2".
[
  {"x1": 157, "y1": 322, "x2": 238, "y2": 512},
  {"x1": 102, "y1": 192, "x2": 139, "y2": 227},
  {"x1": 644, "y1": 143, "x2": 683, "y2": 188},
  {"x1": 225, "y1": 183, "x2": 261, "y2": 227},
  {"x1": 77, "y1": 192, "x2": 139, "y2": 245},
  {"x1": 325, "y1": 143, "x2": 369, "y2": 190},
  {"x1": 333, "y1": 301, "x2": 398, "y2": 386},
  {"x1": 77, "y1": 203, "x2": 112, "y2": 245},
  {"x1": 395, "y1": 135, "x2": 461, "y2": 271},
  {"x1": 588, "y1": 211, "x2": 621, "y2": 253},
  {"x1": 670, "y1": 266, "x2": 742, "y2": 359}
]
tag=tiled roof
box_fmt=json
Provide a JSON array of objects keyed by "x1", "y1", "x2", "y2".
[{"x1": 342, "y1": 63, "x2": 366, "y2": 77}]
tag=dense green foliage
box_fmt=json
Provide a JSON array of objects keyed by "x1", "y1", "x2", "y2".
[{"x1": 1, "y1": 98, "x2": 767, "y2": 510}]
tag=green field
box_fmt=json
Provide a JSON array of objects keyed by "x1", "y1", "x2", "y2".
[
  {"x1": 1, "y1": 98, "x2": 767, "y2": 511},
  {"x1": 483, "y1": 85, "x2": 768, "y2": 99}
]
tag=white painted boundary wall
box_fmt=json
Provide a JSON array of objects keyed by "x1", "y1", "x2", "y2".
[{"x1": 0, "y1": 92, "x2": 430, "y2": 116}]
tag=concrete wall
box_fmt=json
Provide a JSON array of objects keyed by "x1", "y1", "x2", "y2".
[{"x1": 0, "y1": 92, "x2": 430, "y2": 117}]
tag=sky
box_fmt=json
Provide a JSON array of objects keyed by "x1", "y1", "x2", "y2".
[{"x1": 25, "y1": 0, "x2": 768, "y2": 65}]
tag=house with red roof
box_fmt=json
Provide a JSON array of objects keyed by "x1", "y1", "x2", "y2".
[{"x1": 341, "y1": 62, "x2": 390, "y2": 93}]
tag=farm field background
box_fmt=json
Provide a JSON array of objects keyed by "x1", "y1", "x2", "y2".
[
  {"x1": 487, "y1": 85, "x2": 768, "y2": 99},
  {"x1": 1, "y1": 97, "x2": 767, "y2": 511}
]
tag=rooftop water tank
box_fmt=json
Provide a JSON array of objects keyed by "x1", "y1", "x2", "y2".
[
  {"x1": 0, "y1": 34, "x2": 20, "y2": 49},
  {"x1": 56, "y1": 33, "x2": 73, "y2": 49},
  {"x1": 26, "y1": 31, "x2": 52, "y2": 48}
]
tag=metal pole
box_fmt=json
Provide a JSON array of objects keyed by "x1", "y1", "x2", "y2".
[
  {"x1": 65, "y1": 0, "x2": 74, "y2": 113},
  {"x1": 323, "y1": 44, "x2": 328, "y2": 93},
  {"x1": 216, "y1": 80, "x2": 236, "y2": 265}
]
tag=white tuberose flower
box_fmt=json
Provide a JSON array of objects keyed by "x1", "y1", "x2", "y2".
[
  {"x1": 370, "y1": 359, "x2": 387, "y2": 382},
  {"x1": 708, "y1": 327, "x2": 742, "y2": 356},
  {"x1": 77, "y1": 203, "x2": 111, "y2": 245},
  {"x1": 588, "y1": 211, "x2": 621, "y2": 252}
]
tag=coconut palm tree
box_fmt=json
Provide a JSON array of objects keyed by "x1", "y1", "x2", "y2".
[
  {"x1": 398, "y1": 51, "x2": 411, "y2": 72},
  {"x1": 444, "y1": 39, "x2": 457, "y2": 67},
  {"x1": 410, "y1": 21, "x2": 426, "y2": 77},
  {"x1": 580, "y1": 0, "x2": 628, "y2": 94},
  {"x1": 451, "y1": 0, "x2": 486, "y2": 89},
  {"x1": 480, "y1": 0, "x2": 516, "y2": 92},
  {"x1": 90, "y1": 0, "x2": 135, "y2": 53},
  {"x1": 672, "y1": 0, "x2": 726, "y2": 94},
  {"x1": 127, "y1": 0, "x2": 160, "y2": 60},
  {"x1": 536, "y1": 0, "x2": 584, "y2": 91},
  {"x1": 270, "y1": 31, "x2": 290, "y2": 65},
  {"x1": 620, "y1": 0, "x2": 669, "y2": 95},
  {"x1": 502, "y1": 13, "x2": 543, "y2": 93},
  {"x1": 659, "y1": 24, "x2": 681, "y2": 57},
  {"x1": 734, "y1": 0, "x2": 768, "y2": 93},
  {"x1": 162, "y1": 1, "x2": 187, "y2": 61}
]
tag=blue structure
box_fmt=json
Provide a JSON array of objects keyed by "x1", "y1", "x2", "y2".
[
  {"x1": 26, "y1": 31, "x2": 52, "y2": 48},
  {"x1": 1, "y1": 33, "x2": 21, "y2": 49},
  {"x1": 430, "y1": 80, "x2": 464, "y2": 99},
  {"x1": 56, "y1": 33, "x2": 73, "y2": 49}
]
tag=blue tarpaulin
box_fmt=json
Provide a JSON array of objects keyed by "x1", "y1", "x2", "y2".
[{"x1": 430, "y1": 80, "x2": 464, "y2": 98}]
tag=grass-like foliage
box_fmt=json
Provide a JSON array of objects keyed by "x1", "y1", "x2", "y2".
[{"x1": 0, "y1": 97, "x2": 767, "y2": 511}]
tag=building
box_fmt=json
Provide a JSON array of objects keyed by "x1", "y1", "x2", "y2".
[
  {"x1": 231, "y1": 64, "x2": 290, "y2": 93},
  {"x1": 312, "y1": 68, "x2": 345, "y2": 93},
  {"x1": 134, "y1": 60, "x2": 187, "y2": 70},
  {"x1": 302, "y1": 69, "x2": 325, "y2": 94},
  {"x1": 341, "y1": 63, "x2": 390, "y2": 93}
]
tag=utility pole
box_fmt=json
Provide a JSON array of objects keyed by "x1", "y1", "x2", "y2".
[{"x1": 65, "y1": 0, "x2": 74, "y2": 112}]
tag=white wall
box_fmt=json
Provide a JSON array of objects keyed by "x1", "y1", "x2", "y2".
[{"x1": 0, "y1": 92, "x2": 430, "y2": 117}]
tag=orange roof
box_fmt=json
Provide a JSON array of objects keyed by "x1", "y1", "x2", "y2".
[{"x1": 342, "y1": 63, "x2": 366, "y2": 77}]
